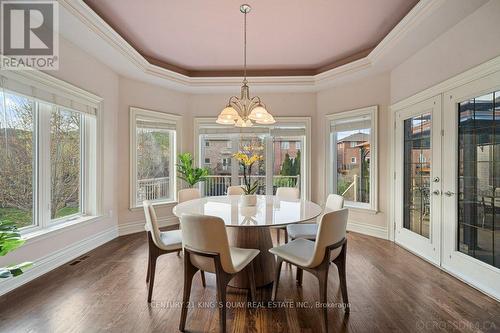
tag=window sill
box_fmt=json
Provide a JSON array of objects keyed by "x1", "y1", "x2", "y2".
[
  {"x1": 344, "y1": 204, "x2": 378, "y2": 215},
  {"x1": 21, "y1": 215, "x2": 102, "y2": 244},
  {"x1": 129, "y1": 200, "x2": 177, "y2": 212}
]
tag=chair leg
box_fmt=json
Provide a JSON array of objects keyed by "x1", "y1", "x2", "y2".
[
  {"x1": 215, "y1": 274, "x2": 228, "y2": 333},
  {"x1": 276, "y1": 229, "x2": 280, "y2": 244},
  {"x1": 271, "y1": 257, "x2": 284, "y2": 301},
  {"x1": 177, "y1": 250, "x2": 181, "y2": 257},
  {"x1": 334, "y1": 244, "x2": 349, "y2": 313},
  {"x1": 146, "y1": 252, "x2": 151, "y2": 284},
  {"x1": 246, "y1": 262, "x2": 257, "y2": 301},
  {"x1": 147, "y1": 250, "x2": 158, "y2": 303},
  {"x1": 317, "y1": 268, "x2": 329, "y2": 333},
  {"x1": 179, "y1": 253, "x2": 198, "y2": 332},
  {"x1": 284, "y1": 229, "x2": 288, "y2": 243},
  {"x1": 201, "y1": 270, "x2": 206, "y2": 288},
  {"x1": 296, "y1": 267, "x2": 303, "y2": 286}
]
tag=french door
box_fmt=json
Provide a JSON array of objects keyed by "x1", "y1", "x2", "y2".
[
  {"x1": 395, "y1": 95, "x2": 442, "y2": 265},
  {"x1": 441, "y1": 72, "x2": 500, "y2": 299},
  {"x1": 394, "y1": 71, "x2": 500, "y2": 300}
]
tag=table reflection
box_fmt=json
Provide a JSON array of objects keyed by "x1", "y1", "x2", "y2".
[{"x1": 173, "y1": 195, "x2": 321, "y2": 227}]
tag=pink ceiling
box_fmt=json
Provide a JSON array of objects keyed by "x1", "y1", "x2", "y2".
[{"x1": 84, "y1": 0, "x2": 419, "y2": 76}]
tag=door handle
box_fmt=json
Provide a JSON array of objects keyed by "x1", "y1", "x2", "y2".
[
  {"x1": 432, "y1": 190, "x2": 440, "y2": 195},
  {"x1": 444, "y1": 191, "x2": 455, "y2": 197}
]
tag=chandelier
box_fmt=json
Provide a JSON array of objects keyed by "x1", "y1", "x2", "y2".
[{"x1": 216, "y1": 4, "x2": 275, "y2": 127}]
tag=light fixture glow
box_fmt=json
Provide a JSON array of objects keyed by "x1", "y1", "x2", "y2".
[{"x1": 216, "y1": 4, "x2": 275, "y2": 128}]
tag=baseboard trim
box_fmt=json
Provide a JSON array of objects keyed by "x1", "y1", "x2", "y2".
[
  {"x1": 117, "y1": 216, "x2": 179, "y2": 236},
  {"x1": 0, "y1": 226, "x2": 118, "y2": 297},
  {"x1": 347, "y1": 221, "x2": 388, "y2": 240}
]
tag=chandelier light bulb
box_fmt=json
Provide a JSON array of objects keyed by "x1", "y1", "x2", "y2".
[{"x1": 248, "y1": 105, "x2": 269, "y2": 120}]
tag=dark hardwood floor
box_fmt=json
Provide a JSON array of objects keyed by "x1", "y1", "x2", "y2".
[{"x1": 0, "y1": 231, "x2": 499, "y2": 333}]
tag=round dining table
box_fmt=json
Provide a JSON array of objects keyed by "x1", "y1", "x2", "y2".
[{"x1": 173, "y1": 195, "x2": 322, "y2": 288}]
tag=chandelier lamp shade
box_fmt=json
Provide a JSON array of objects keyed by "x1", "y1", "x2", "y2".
[{"x1": 216, "y1": 4, "x2": 275, "y2": 127}]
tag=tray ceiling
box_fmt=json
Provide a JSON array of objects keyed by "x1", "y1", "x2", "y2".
[{"x1": 83, "y1": 0, "x2": 419, "y2": 77}]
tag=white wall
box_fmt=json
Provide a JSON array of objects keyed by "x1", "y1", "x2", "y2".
[
  {"x1": 316, "y1": 72, "x2": 391, "y2": 232},
  {"x1": 391, "y1": 0, "x2": 500, "y2": 103},
  {"x1": 117, "y1": 77, "x2": 189, "y2": 229},
  {"x1": 0, "y1": 37, "x2": 119, "y2": 266}
]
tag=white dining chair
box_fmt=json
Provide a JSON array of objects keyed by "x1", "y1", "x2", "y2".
[
  {"x1": 178, "y1": 188, "x2": 201, "y2": 203},
  {"x1": 274, "y1": 187, "x2": 300, "y2": 244},
  {"x1": 179, "y1": 213, "x2": 259, "y2": 333},
  {"x1": 286, "y1": 194, "x2": 344, "y2": 241},
  {"x1": 226, "y1": 185, "x2": 245, "y2": 196},
  {"x1": 143, "y1": 201, "x2": 205, "y2": 303},
  {"x1": 270, "y1": 208, "x2": 350, "y2": 332}
]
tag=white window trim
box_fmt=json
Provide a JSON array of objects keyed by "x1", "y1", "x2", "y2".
[
  {"x1": 0, "y1": 69, "x2": 104, "y2": 238},
  {"x1": 325, "y1": 105, "x2": 378, "y2": 212},
  {"x1": 129, "y1": 107, "x2": 182, "y2": 209},
  {"x1": 194, "y1": 117, "x2": 312, "y2": 200}
]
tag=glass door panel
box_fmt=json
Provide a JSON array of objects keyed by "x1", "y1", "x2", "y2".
[
  {"x1": 457, "y1": 91, "x2": 499, "y2": 268},
  {"x1": 395, "y1": 95, "x2": 441, "y2": 265},
  {"x1": 403, "y1": 113, "x2": 432, "y2": 238},
  {"x1": 441, "y1": 72, "x2": 500, "y2": 300}
]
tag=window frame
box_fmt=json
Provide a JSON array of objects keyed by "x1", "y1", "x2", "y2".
[
  {"x1": 194, "y1": 117, "x2": 311, "y2": 199},
  {"x1": 0, "y1": 70, "x2": 103, "y2": 237},
  {"x1": 129, "y1": 107, "x2": 181, "y2": 209},
  {"x1": 326, "y1": 105, "x2": 378, "y2": 212}
]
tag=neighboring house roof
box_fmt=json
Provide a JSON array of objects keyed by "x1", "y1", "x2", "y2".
[{"x1": 338, "y1": 133, "x2": 369, "y2": 143}]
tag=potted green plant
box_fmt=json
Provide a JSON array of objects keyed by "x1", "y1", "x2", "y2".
[
  {"x1": 233, "y1": 144, "x2": 264, "y2": 206},
  {"x1": 0, "y1": 220, "x2": 32, "y2": 279},
  {"x1": 176, "y1": 152, "x2": 209, "y2": 187}
]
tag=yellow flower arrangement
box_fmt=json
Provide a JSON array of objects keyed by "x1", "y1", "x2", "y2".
[{"x1": 233, "y1": 143, "x2": 264, "y2": 195}]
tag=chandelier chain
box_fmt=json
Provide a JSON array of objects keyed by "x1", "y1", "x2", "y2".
[{"x1": 243, "y1": 10, "x2": 247, "y2": 82}]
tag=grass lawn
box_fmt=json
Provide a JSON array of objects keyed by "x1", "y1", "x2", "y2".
[
  {"x1": 0, "y1": 207, "x2": 32, "y2": 228},
  {"x1": 0, "y1": 206, "x2": 79, "y2": 229}
]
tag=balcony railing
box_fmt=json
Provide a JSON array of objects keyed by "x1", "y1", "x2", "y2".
[
  {"x1": 203, "y1": 175, "x2": 300, "y2": 196},
  {"x1": 137, "y1": 177, "x2": 170, "y2": 203},
  {"x1": 137, "y1": 175, "x2": 300, "y2": 203}
]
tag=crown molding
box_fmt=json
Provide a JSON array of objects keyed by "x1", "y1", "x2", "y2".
[
  {"x1": 59, "y1": 0, "x2": 446, "y2": 92},
  {"x1": 369, "y1": 0, "x2": 447, "y2": 63}
]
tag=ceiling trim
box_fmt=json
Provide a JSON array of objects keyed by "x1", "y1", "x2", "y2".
[{"x1": 59, "y1": 0, "x2": 445, "y2": 90}]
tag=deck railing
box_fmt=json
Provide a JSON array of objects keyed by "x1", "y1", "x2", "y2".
[
  {"x1": 137, "y1": 174, "x2": 300, "y2": 202},
  {"x1": 203, "y1": 175, "x2": 299, "y2": 196},
  {"x1": 137, "y1": 177, "x2": 170, "y2": 203}
]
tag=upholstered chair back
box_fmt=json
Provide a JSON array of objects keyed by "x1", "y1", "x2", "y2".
[
  {"x1": 325, "y1": 194, "x2": 344, "y2": 212},
  {"x1": 275, "y1": 187, "x2": 300, "y2": 200},
  {"x1": 227, "y1": 186, "x2": 245, "y2": 196},
  {"x1": 180, "y1": 214, "x2": 236, "y2": 273},
  {"x1": 143, "y1": 200, "x2": 162, "y2": 248},
  {"x1": 178, "y1": 188, "x2": 201, "y2": 203},
  {"x1": 307, "y1": 208, "x2": 349, "y2": 268}
]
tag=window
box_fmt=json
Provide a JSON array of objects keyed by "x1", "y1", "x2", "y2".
[
  {"x1": 204, "y1": 158, "x2": 210, "y2": 164},
  {"x1": 0, "y1": 73, "x2": 99, "y2": 232},
  {"x1": 327, "y1": 106, "x2": 377, "y2": 211},
  {"x1": 130, "y1": 108, "x2": 180, "y2": 208},
  {"x1": 195, "y1": 117, "x2": 311, "y2": 198}
]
